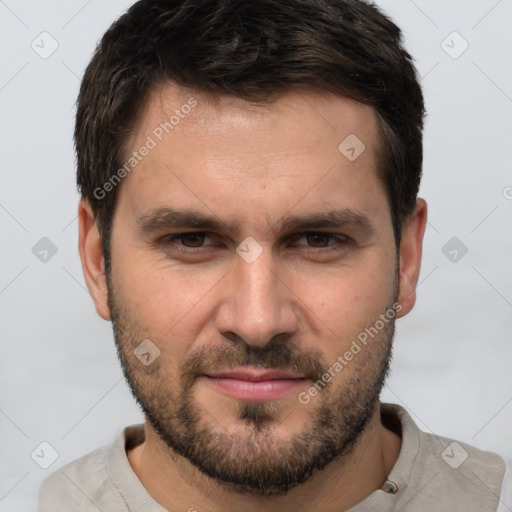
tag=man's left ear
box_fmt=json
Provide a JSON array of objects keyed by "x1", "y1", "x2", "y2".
[{"x1": 396, "y1": 198, "x2": 428, "y2": 318}]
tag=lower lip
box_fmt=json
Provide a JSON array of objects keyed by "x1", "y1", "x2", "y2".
[{"x1": 202, "y1": 376, "x2": 308, "y2": 402}]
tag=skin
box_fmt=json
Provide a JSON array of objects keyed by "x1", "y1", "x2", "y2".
[{"x1": 79, "y1": 83, "x2": 427, "y2": 511}]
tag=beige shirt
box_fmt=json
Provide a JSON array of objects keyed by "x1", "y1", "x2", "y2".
[{"x1": 39, "y1": 403, "x2": 511, "y2": 511}]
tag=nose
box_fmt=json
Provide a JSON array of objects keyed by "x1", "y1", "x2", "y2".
[{"x1": 215, "y1": 248, "x2": 299, "y2": 348}]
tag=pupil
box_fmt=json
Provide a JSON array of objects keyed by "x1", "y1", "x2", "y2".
[
  {"x1": 308, "y1": 234, "x2": 328, "y2": 247},
  {"x1": 184, "y1": 234, "x2": 204, "y2": 247}
]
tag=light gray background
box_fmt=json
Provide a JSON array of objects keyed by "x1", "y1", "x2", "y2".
[{"x1": 1, "y1": 0, "x2": 511, "y2": 510}]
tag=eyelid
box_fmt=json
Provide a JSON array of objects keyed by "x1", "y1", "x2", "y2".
[
  {"x1": 288, "y1": 232, "x2": 349, "y2": 244},
  {"x1": 161, "y1": 232, "x2": 215, "y2": 246}
]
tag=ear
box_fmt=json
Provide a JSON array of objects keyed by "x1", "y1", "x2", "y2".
[
  {"x1": 396, "y1": 198, "x2": 428, "y2": 318},
  {"x1": 78, "y1": 199, "x2": 111, "y2": 320}
]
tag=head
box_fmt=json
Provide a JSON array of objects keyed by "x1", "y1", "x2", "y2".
[{"x1": 78, "y1": 0, "x2": 427, "y2": 496}]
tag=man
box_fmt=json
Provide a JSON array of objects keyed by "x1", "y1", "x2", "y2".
[{"x1": 39, "y1": 0, "x2": 511, "y2": 510}]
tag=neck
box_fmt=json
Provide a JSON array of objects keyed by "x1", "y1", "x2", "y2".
[{"x1": 128, "y1": 402, "x2": 401, "y2": 512}]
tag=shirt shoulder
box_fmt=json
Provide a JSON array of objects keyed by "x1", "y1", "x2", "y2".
[
  {"x1": 38, "y1": 437, "x2": 129, "y2": 512},
  {"x1": 497, "y1": 460, "x2": 512, "y2": 512},
  {"x1": 419, "y1": 429, "x2": 506, "y2": 494},
  {"x1": 377, "y1": 404, "x2": 508, "y2": 512}
]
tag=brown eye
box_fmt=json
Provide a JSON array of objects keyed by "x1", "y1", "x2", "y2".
[
  {"x1": 160, "y1": 232, "x2": 214, "y2": 255},
  {"x1": 292, "y1": 232, "x2": 349, "y2": 249},
  {"x1": 305, "y1": 233, "x2": 332, "y2": 247},
  {"x1": 179, "y1": 233, "x2": 206, "y2": 247}
]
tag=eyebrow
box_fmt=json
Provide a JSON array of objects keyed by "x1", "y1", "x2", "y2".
[{"x1": 136, "y1": 207, "x2": 376, "y2": 238}]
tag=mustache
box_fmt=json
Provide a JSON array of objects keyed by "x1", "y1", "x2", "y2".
[{"x1": 179, "y1": 339, "x2": 329, "y2": 389}]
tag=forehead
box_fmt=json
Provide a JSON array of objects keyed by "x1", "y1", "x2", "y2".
[
  {"x1": 116, "y1": 82, "x2": 388, "y2": 233},
  {"x1": 129, "y1": 82, "x2": 380, "y2": 156}
]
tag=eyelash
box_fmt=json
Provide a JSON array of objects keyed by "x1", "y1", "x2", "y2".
[{"x1": 159, "y1": 232, "x2": 350, "y2": 255}]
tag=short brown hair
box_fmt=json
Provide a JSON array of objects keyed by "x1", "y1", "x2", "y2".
[{"x1": 76, "y1": 0, "x2": 425, "y2": 265}]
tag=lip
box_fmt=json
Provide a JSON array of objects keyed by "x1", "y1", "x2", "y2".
[
  {"x1": 201, "y1": 368, "x2": 308, "y2": 402},
  {"x1": 205, "y1": 368, "x2": 305, "y2": 381}
]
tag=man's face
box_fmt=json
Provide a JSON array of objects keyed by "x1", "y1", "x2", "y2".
[{"x1": 105, "y1": 84, "x2": 400, "y2": 494}]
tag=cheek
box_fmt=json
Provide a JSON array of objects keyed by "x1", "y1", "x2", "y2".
[
  {"x1": 113, "y1": 244, "x2": 197, "y2": 318},
  {"x1": 290, "y1": 255, "x2": 396, "y2": 355},
  {"x1": 111, "y1": 248, "x2": 228, "y2": 359}
]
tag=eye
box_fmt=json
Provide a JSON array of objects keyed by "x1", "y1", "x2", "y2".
[
  {"x1": 160, "y1": 232, "x2": 215, "y2": 254},
  {"x1": 291, "y1": 232, "x2": 349, "y2": 250},
  {"x1": 158, "y1": 231, "x2": 350, "y2": 258},
  {"x1": 175, "y1": 233, "x2": 208, "y2": 247}
]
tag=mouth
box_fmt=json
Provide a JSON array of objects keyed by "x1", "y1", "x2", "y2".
[{"x1": 201, "y1": 368, "x2": 309, "y2": 402}]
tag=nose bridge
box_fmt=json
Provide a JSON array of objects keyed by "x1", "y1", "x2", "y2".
[
  {"x1": 238, "y1": 250, "x2": 279, "y2": 310},
  {"x1": 217, "y1": 247, "x2": 297, "y2": 347}
]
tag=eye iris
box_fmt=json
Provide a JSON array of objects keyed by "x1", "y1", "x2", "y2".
[
  {"x1": 307, "y1": 234, "x2": 330, "y2": 247},
  {"x1": 182, "y1": 234, "x2": 205, "y2": 247}
]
